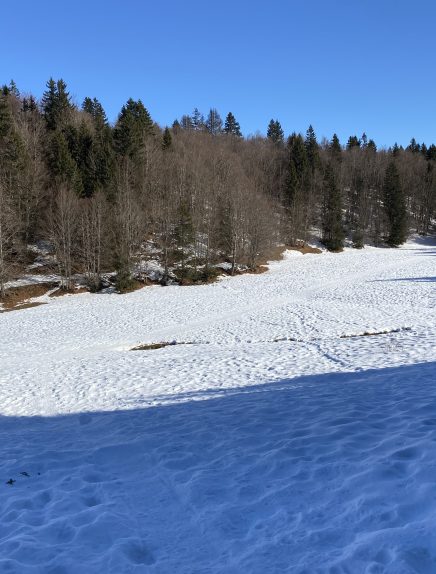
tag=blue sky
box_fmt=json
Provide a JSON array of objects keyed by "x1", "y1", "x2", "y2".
[{"x1": 2, "y1": 0, "x2": 435, "y2": 147}]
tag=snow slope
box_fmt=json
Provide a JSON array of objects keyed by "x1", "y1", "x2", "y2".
[{"x1": 0, "y1": 239, "x2": 435, "y2": 573}]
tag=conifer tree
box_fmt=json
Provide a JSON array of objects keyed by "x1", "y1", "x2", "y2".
[
  {"x1": 407, "y1": 138, "x2": 421, "y2": 153},
  {"x1": 113, "y1": 99, "x2": 153, "y2": 158},
  {"x1": 267, "y1": 119, "x2": 284, "y2": 145},
  {"x1": 81, "y1": 97, "x2": 114, "y2": 193},
  {"x1": 45, "y1": 130, "x2": 82, "y2": 194},
  {"x1": 42, "y1": 78, "x2": 74, "y2": 130},
  {"x1": 22, "y1": 95, "x2": 37, "y2": 113},
  {"x1": 367, "y1": 139, "x2": 377, "y2": 153},
  {"x1": 383, "y1": 161, "x2": 407, "y2": 246},
  {"x1": 392, "y1": 143, "x2": 401, "y2": 157},
  {"x1": 321, "y1": 163, "x2": 344, "y2": 251},
  {"x1": 330, "y1": 133, "x2": 342, "y2": 162},
  {"x1": 224, "y1": 112, "x2": 242, "y2": 137},
  {"x1": 346, "y1": 135, "x2": 360, "y2": 150},
  {"x1": 305, "y1": 125, "x2": 319, "y2": 172},
  {"x1": 285, "y1": 133, "x2": 309, "y2": 243},
  {"x1": 162, "y1": 127, "x2": 172, "y2": 151}
]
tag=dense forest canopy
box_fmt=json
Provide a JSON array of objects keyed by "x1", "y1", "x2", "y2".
[{"x1": 0, "y1": 78, "x2": 435, "y2": 294}]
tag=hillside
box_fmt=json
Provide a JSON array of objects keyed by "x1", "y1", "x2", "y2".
[{"x1": 0, "y1": 238, "x2": 435, "y2": 572}]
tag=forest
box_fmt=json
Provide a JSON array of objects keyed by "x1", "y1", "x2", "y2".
[{"x1": 0, "y1": 78, "x2": 435, "y2": 295}]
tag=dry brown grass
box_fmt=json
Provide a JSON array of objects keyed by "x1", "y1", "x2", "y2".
[
  {"x1": 49, "y1": 286, "x2": 87, "y2": 298},
  {"x1": 131, "y1": 341, "x2": 194, "y2": 351},
  {"x1": 0, "y1": 283, "x2": 57, "y2": 311},
  {"x1": 287, "y1": 245, "x2": 322, "y2": 255},
  {"x1": 1, "y1": 301, "x2": 47, "y2": 313}
]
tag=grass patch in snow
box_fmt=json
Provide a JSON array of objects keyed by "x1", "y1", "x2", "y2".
[
  {"x1": 0, "y1": 282, "x2": 57, "y2": 311},
  {"x1": 340, "y1": 327, "x2": 412, "y2": 339},
  {"x1": 130, "y1": 341, "x2": 195, "y2": 351}
]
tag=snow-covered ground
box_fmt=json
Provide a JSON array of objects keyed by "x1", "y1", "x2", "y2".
[{"x1": 0, "y1": 238, "x2": 435, "y2": 573}]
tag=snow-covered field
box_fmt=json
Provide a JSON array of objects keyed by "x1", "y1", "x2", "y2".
[{"x1": 0, "y1": 238, "x2": 435, "y2": 573}]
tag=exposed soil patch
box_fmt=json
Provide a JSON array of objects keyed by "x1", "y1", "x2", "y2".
[
  {"x1": 131, "y1": 341, "x2": 194, "y2": 351},
  {"x1": 340, "y1": 327, "x2": 411, "y2": 339},
  {"x1": 0, "y1": 283, "x2": 58, "y2": 311},
  {"x1": 287, "y1": 245, "x2": 322, "y2": 255},
  {"x1": 1, "y1": 301, "x2": 47, "y2": 313},
  {"x1": 49, "y1": 286, "x2": 87, "y2": 298}
]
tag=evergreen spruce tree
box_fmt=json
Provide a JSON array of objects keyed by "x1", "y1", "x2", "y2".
[
  {"x1": 383, "y1": 161, "x2": 407, "y2": 246},
  {"x1": 392, "y1": 143, "x2": 401, "y2": 157},
  {"x1": 42, "y1": 78, "x2": 74, "y2": 130},
  {"x1": 346, "y1": 135, "x2": 360, "y2": 150},
  {"x1": 113, "y1": 98, "x2": 153, "y2": 158},
  {"x1": 81, "y1": 97, "x2": 114, "y2": 193},
  {"x1": 426, "y1": 144, "x2": 436, "y2": 161},
  {"x1": 285, "y1": 133, "x2": 309, "y2": 243},
  {"x1": 321, "y1": 163, "x2": 344, "y2": 251},
  {"x1": 305, "y1": 125, "x2": 319, "y2": 172},
  {"x1": 267, "y1": 119, "x2": 284, "y2": 146},
  {"x1": 367, "y1": 139, "x2": 377, "y2": 153},
  {"x1": 22, "y1": 95, "x2": 37, "y2": 113},
  {"x1": 45, "y1": 130, "x2": 82, "y2": 194},
  {"x1": 162, "y1": 127, "x2": 172, "y2": 151},
  {"x1": 330, "y1": 133, "x2": 342, "y2": 162},
  {"x1": 0, "y1": 95, "x2": 23, "y2": 167},
  {"x1": 223, "y1": 112, "x2": 242, "y2": 137},
  {"x1": 407, "y1": 138, "x2": 421, "y2": 153}
]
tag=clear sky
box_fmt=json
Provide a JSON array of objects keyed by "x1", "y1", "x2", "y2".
[{"x1": 2, "y1": 0, "x2": 435, "y2": 147}]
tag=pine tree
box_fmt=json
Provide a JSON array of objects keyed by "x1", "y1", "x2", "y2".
[
  {"x1": 45, "y1": 130, "x2": 82, "y2": 194},
  {"x1": 383, "y1": 161, "x2": 407, "y2": 246},
  {"x1": 392, "y1": 143, "x2": 401, "y2": 157},
  {"x1": 0, "y1": 95, "x2": 26, "y2": 181},
  {"x1": 407, "y1": 138, "x2": 421, "y2": 153},
  {"x1": 81, "y1": 97, "x2": 114, "y2": 193},
  {"x1": 162, "y1": 127, "x2": 172, "y2": 151},
  {"x1": 346, "y1": 135, "x2": 361, "y2": 150},
  {"x1": 367, "y1": 139, "x2": 377, "y2": 153},
  {"x1": 42, "y1": 78, "x2": 74, "y2": 130},
  {"x1": 426, "y1": 144, "x2": 436, "y2": 161},
  {"x1": 285, "y1": 133, "x2": 309, "y2": 243},
  {"x1": 205, "y1": 108, "x2": 223, "y2": 135},
  {"x1": 321, "y1": 163, "x2": 344, "y2": 251},
  {"x1": 305, "y1": 125, "x2": 319, "y2": 172},
  {"x1": 113, "y1": 98, "x2": 153, "y2": 158},
  {"x1": 22, "y1": 95, "x2": 37, "y2": 113},
  {"x1": 224, "y1": 112, "x2": 242, "y2": 137},
  {"x1": 267, "y1": 119, "x2": 284, "y2": 145},
  {"x1": 330, "y1": 133, "x2": 342, "y2": 162}
]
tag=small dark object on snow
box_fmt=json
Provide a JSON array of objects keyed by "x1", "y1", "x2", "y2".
[
  {"x1": 20, "y1": 472, "x2": 30, "y2": 477},
  {"x1": 6, "y1": 479, "x2": 15, "y2": 486}
]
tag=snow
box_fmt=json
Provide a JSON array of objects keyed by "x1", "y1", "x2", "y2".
[{"x1": 0, "y1": 239, "x2": 435, "y2": 573}]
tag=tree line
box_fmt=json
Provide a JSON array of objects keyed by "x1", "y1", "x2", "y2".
[{"x1": 0, "y1": 78, "x2": 435, "y2": 295}]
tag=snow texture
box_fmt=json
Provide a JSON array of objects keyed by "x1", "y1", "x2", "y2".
[{"x1": 0, "y1": 238, "x2": 435, "y2": 573}]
